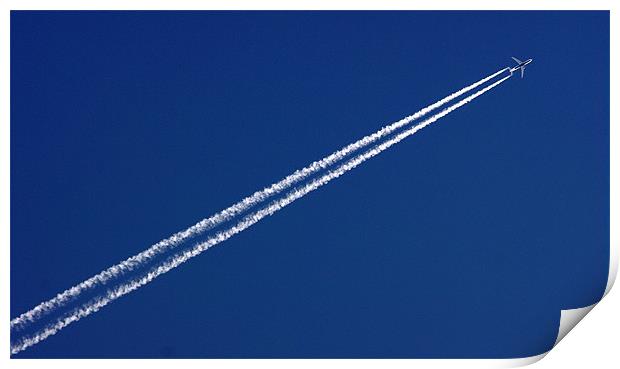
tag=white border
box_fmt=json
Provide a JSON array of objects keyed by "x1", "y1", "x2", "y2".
[{"x1": 1, "y1": 1, "x2": 616, "y2": 367}]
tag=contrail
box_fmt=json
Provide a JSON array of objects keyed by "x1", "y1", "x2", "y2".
[
  {"x1": 10, "y1": 74, "x2": 511, "y2": 354},
  {"x1": 10, "y1": 68, "x2": 508, "y2": 332}
]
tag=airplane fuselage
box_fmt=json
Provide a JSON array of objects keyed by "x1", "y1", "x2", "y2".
[
  {"x1": 509, "y1": 57, "x2": 533, "y2": 78},
  {"x1": 511, "y1": 58, "x2": 532, "y2": 72}
]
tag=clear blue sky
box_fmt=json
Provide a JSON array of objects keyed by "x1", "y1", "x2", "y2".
[{"x1": 11, "y1": 11, "x2": 609, "y2": 358}]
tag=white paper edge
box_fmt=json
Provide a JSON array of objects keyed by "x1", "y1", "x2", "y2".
[{"x1": 2, "y1": 2, "x2": 617, "y2": 368}]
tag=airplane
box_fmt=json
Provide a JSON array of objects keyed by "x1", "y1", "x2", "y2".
[{"x1": 510, "y1": 56, "x2": 532, "y2": 78}]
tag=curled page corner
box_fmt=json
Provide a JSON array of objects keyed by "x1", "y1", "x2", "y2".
[
  {"x1": 505, "y1": 247, "x2": 617, "y2": 367},
  {"x1": 552, "y1": 239, "x2": 618, "y2": 348},
  {"x1": 555, "y1": 304, "x2": 597, "y2": 346}
]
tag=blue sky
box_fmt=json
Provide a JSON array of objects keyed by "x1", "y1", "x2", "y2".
[{"x1": 11, "y1": 11, "x2": 609, "y2": 358}]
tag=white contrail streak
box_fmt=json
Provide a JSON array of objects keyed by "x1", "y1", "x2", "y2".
[
  {"x1": 10, "y1": 75, "x2": 511, "y2": 355},
  {"x1": 9, "y1": 68, "x2": 508, "y2": 332}
]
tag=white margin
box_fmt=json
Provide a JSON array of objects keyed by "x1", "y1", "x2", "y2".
[{"x1": 1, "y1": 1, "x2": 616, "y2": 367}]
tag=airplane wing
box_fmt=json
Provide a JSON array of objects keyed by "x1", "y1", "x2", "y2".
[
  {"x1": 521, "y1": 67, "x2": 525, "y2": 78},
  {"x1": 512, "y1": 56, "x2": 523, "y2": 64}
]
